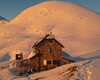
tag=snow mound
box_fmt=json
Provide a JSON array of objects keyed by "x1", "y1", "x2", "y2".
[{"x1": 0, "y1": 1, "x2": 100, "y2": 62}]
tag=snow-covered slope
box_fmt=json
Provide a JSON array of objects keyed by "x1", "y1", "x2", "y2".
[
  {"x1": 0, "y1": 50, "x2": 99, "y2": 80},
  {"x1": 0, "y1": 1, "x2": 100, "y2": 62}
]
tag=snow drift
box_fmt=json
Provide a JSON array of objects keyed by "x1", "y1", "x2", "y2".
[{"x1": 0, "y1": 1, "x2": 100, "y2": 62}]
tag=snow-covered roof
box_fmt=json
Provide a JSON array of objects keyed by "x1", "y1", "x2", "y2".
[
  {"x1": 62, "y1": 51, "x2": 75, "y2": 62},
  {"x1": 16, "y1": 50, "x2": 22, "y2": 54},
  {"x1": 33, "y1": 32, "x2": 64, "y2": 48},
  {"x1": 46, "y1": 32, "x2": 55, "y2": 39},
  {"x1": 27, "y1": 51, "x2": 36, "y2": 59}
]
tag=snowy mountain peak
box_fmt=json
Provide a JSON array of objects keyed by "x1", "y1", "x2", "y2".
[
  {"x1": 0, "y1": 1, "x2": 100, "y2": 62},
  {"x1": 0, "y1": 1, "x2": 100, "y2": 80}
]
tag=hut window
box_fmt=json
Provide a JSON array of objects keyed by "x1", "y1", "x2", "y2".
[
  {"x1": 48, "y1": 48, "x2": 53, "y2": 53},
  {"x1": 43, "y1": 60, "x2": 52, "y2": 65},
  {"x1": 53, "y1": 60, "x2": 60, "y2": 66}
]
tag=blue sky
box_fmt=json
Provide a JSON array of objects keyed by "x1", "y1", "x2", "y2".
[{"x1": 0, "y1": 0, "x2": 100, "y2": 21}]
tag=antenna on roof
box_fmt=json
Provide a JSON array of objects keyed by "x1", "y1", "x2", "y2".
[
  {"x1": 48, "y1": 31, "x2": 55, "y2": 38},
  {"x1": 49, "y1": 31, "x2": 52, "y2": 35}
]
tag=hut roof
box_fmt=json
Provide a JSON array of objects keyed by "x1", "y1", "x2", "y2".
[
  {"x1": 32, "y1": 33, "x2": 64, "y2": 48},
  {"x1": 62, "y1": 52, "x2": 75, "y2": 62}
]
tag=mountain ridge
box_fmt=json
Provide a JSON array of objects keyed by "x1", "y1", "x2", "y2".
[
  {"x1": 0, "y1": 16, "x2": 8, "y2": 21},
  {"x1": 0, "y1": 16, "x2": 9, "y2": 26}
]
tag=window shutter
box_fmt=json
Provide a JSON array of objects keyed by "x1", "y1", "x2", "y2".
[
  {"x1": 48, "y1": 48, "x2": 53, "y2": 53},
  {"x1": 44, "y1": 60, "x2": 47, "y2": 65}
]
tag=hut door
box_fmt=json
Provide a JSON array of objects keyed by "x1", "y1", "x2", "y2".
[{"x1": 16, "y1": 54, "x2": 21, "y2": 60}]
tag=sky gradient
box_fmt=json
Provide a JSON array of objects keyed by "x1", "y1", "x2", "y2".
[{"x1": 0, "y1": 0, "x2": 100, "y2": 21}]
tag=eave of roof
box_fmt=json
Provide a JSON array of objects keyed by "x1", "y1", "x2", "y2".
[
  {"x1": 32, "y1": 34, "x2": 64, "y2": 48},
  {"x1": 62, "y1": 57, "x2": 75, "y2": 62}
]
